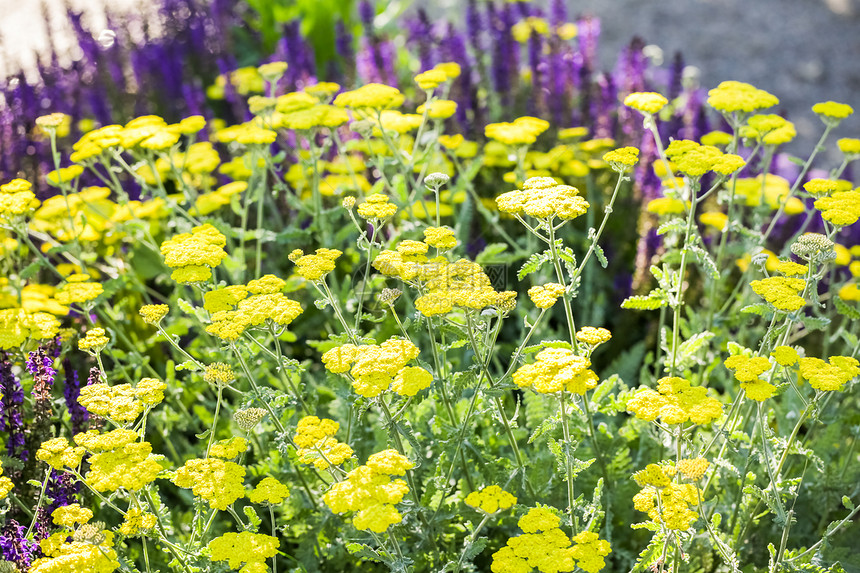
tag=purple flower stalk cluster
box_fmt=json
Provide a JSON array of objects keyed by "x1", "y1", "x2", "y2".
[{"x1": 0, "y1": 356, "x2": 26, "y2": 460}]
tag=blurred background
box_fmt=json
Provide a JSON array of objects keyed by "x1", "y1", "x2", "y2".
[{"x1": 0, "y1": 0, "x2": 857, "y2": 181}]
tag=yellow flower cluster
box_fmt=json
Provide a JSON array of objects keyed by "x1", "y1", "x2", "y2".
[
  {"x1": 798, "y1": 356, "x2": 860, "y2": 391},
  {"x1": 496, "y1": 176, "x2": 589, "y2": 220},
  {"x1": 119, "y1": 507, "x2": 157, "y2": 536},
  {"x1": 78, "y1": 327, "x2": 110, "y2": 352},
  {"x1": 77, "y1": 430, "x2": 163, "y2": 492},
  {"x1": 646, "y1": 197, "x2": 688, "y2": 216},
  {"x1": 139, "y1": 303, "x2": 169, "y2": 325},
  {"x1": 36, "y1": 437, "x2": 86, "y2": 470},
  {"x1": 334, "y1": 83, "x2": 405, "y2": 109},
  {"x1": 0, "y1": 178, "x2": 39, "y2": 219},
  {"x1": 77, "y1": 378, "x2": 166, "y2": 423},
  {"x1": 664, "y1": 139, "x2": 746, "y2": 178},
  {"x1": 417, "y1": 99, "x2": 457, "y2": 120},
  {"x1": 249, "y1": 476, "x2": 291, "y2": 505},
  {"x1": 814, "y1": 190, "x2": 860, "y2": 227},
  {"x1": 491, "y1": 507, "x2": 611, "y2": 573},
  {"x1": 172, "y1": 457, "x2": 246, "y2": 510},
  {"x1": 209, "y1": 436, "x2": 249, "y2": 459},
  {"x1": 528, "y1": 283, "x2": 566, "y2": 309},
  {"x1": 208, "y1": 531, "x2": 279, "y2": 571},
  {"x1": 423, "y1": 226, "x2": 457, "y2": 250},
  {"x1": 812, "y1": 101, "x2": 854, "y2": 120},
  {"x1": 632, "y1": 464, "x2": 701, "y2": 531},
  {"x1": 741, "y1": 114, "x2": 796, "y2": 145},
  {"x1": 575, "y1": 327, "x2": 612, "y2": 347},
  {"x1": 357, "y1": 193, "x2": 398, "y2": 220},
  {"x1": 323, "y1": 449, "x2": 414, "y2": 533},
  {"x1": 0, "y1": 308, "x2": 61, "y2": 350},
  {"x1": 321, "y1": 338, "x2": 431, "y2": 397},
  {"x1": 51, "y1": 503, "x2": 93, "y2": 527},
  {"x1": 0, "y1": 464, "x2": 13, "y2": 499},
  {"x1": 32, "y1": 527, "x2": 120, "y2": 573},
  {"x1": 623, "y1": 92, "x2": 668, "y2": 114},
  {"x1": 724, "y1": 354, "x2": 775, "y2": 401},
  {"x1": 160, "y1": 223, "x2": 228, "y2": 284},
  {"x1": 677, "y1": 457, "x2": 710, "y2": 481},
  {"x1": 750, "y1": 276, "x2": 806, "y2": 312},
  {"x1": 291, "y1": 248, "x2": 342, "y2": 281},
  {"x1": 804, "y1": 178, "x2": 840, "y2": 196},
  {"x1": 512, "y1": 347, "x2": 598, "y2": 394},
  {"x1": 838, "y1": 137, "x2": 860, "y2": 155},
  {"x1": 485, "y1": 116, "x2": 550, "y2": 146},
  {"x1": 733, "y1": 175, "x2": 803, "y2": 213},
  {"x1": 602, "y1": 146, "x2": 640, "y2": 172},
  {"x1": 205, "y1": 275, "x2": 303, "y2": 341},
  {"x1": 627, "y1": 377, "x2": 723, "y2": 425},
  {"x1": 464, "y1": 485, "x2": 517, "y2": 514},
  {"x1": 294, "y1": 416, "x2": 354, "y2": 470},
  {"x1": 707, "y1": 81, "x2": 779, "y2": 114}
]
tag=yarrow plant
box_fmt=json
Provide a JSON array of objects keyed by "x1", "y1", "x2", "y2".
[{"x1": 0, "y1": 3, "x2": 859, "y2": 573}]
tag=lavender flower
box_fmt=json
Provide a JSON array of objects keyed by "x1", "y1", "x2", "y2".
[
  {"x1": 0, "y1": 358, "x2": 26, "y2": 459},
  {"x1": 62, "y1": 358, "x2": 89, "y2": 435},
  {"x1": 0, "y1": 520, "x2": 39, "y2": 570}
]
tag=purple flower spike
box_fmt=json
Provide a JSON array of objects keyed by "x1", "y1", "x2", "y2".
[
  {"x1": 0, "y1": 357, "x2": 26, "y2": 459},
  {"x1": 0, "y1": 520, "x2": 39, "y2": 570}
]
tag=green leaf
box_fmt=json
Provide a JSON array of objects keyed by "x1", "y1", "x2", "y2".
[
  {"x1": 631, "y1": 532, "x2": 667, "y2": 572},
  {"x1": 689, "y1": 244, "x2": 719, "y2": 279},
  {"x1": 462, "y1": 537, "x2": 488, "y2": 562},
  {"x1": 621, "y1": 291, "x2": 668, "y2": 310},
  {"x1": 476, "y1": 243, "x2": 509, "y2": 264},
  {"x1": 800, "y1": 315, "x2": 830, "y2": 332},
  {"x1": 657, "y1": 218, "x2": 685, "y2": 236},
  {"x1": 842, "y1": 495, "x2": 854, "y2": 510},
  {"x1": 528, "y1": 415, "x2": 560, "y2": 444},
  {"x1": 593, "y1": 243, "x2": 608, "y2": 268},
  {"x1": 518, "y1": 252, "x2": 548, "y2": 280},
  {"x1": 243, "y1": 505, "x2": 262, "y2": 531},
  {"x1": 834, "y1": 296, "x2": 860, "y2": 320},
  {"x1": 20, "y1": 261, "x2": 43, "y2": 280},
  {"x1": 741, "y1": 304, "x2": 771, "y2": 316}
]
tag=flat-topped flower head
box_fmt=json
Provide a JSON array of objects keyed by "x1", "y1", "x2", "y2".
[
  {"x1": 798, "y1": 356, "x2": 860, "y2": 391},
  {"x1": 837, "y1": 137, "x2": 860, "y2": 156},
  {"x1": 707, "y1": 81, "x2": 778, "y2": 114},
  {"x1": 812, "y1": 101, "x2": 854, "y2": 124},
  {"x1": 627, "y1": 376, "x2": 723, "y2": 425},
  {"x1": 632, "y1": 465, "x2": 701, "y2": 531},
  {"x1": 334, "y1": 83, "x2": 404, "y2": 109},
  {"x1": 602, "y1": 146, "x2": 640, "y2": 172},
  {"x1": 0, "y1": 177, "x2": 40, "y2": 218},
  {"x1": 513, "y1": 347, "x2": 597, "y2": 394},
  {"x1": 173, "y1": 457, "x2": 246, "y2": 509},
  {"x1": 357, "y1": 193, "x2": 398, "y2": 220},
  {"x1": 576, "y1": 327, "x2": 612, "y2": 347},
  {"x1": 485, "y1": 116, "x2": 550, "y2": 146},
  {"x1": 423, "y1": 226, "x2": 457, "y2": 250},
  {"x1": 624, "y1": 92, "x2": 668, "y2": 115},
  {"x1": 208, "y1": 531, "x2": 279, "y2": 570},
  {"x1": 79, "y1": 327, "x2": 109, "y2": 353},
  {"x1": 414, "y1": 69, "x2": 448, "y2": 90},
  {"x1": 814, "y1": 190, "x2": 860, "y2": 227},
  {"x1": 724, "y1": 354, "x2": 776, "y2": 401},
  {"x1": 751, "y1": 276, "x2": 806, "y2": 312},
  {"x1": 742, "y1": 114, "x2": 796, "y2": 145},
  {"x1": 464, "y1": 485, "x2": 517, "y2": 514},
  {"x1": 664, "y1": 139, "x2": 745, "y2": 178},
  {"x1": 804, "y1": 178, "x2": 839, "y2": 197},
  {"x1": 528, "y1": 283, "x2": 566, "y2": 309},
  {"x1": 139, "y1": 304, "x2": 169, "y2": 325},
  {"x1": 249, "y1": 476, "x2": 290, "y2": 505}
]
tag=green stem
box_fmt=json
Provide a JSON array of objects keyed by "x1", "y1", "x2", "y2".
[{"x1": 558, "y1": 392, "x2": 579, "y2": 536}]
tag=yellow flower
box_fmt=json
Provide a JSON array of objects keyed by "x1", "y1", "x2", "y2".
[
  {"x1": 294, "y1": 249, "x2": 341, "y2": 281},
  {"x1": 323, "y1": 449, "x2": 413, "y2": 533},
  {"x1": 724, "y1": 354, "x2": 776, "y2": 401},
  {"x1": 173, "y1": 457, "x2": 246, "y2": 509},
  {"x1": 677, "y1": 458, "x2": 710, "y2": 481},
  {"x1": 357, "y1": 193, "x2": 398, "y2": 220},
  {"x1": 742, "y1": 114, "x2": 796, "y2": 145},
  {"x1": 208, "y1": 531, "x2": 279, "y2": 570},
  {"x1": 79, "y1": 327, "x2": 110, "y2": 352},
  {"x1": 812, "y1": 101, "x2": 853, "y2": 120},
  {"x1": 771, "y1": 346, "x2": 799, "y2": 366},
  {"x1": 485, "y1": 116, "x2": 550, "y2": 146},
  {"x1": 139, "y1": 304, "x2": 169, "y2": 325},
  {"x1": 664, "y1": 139, "x2": 745, "y2": 178},
  {"x1": 528, "y1": 283, "x2": 566, "y2": 309},
  {"x1": 52, "y1": 504, "x2": 93, "y2": 528},
  {"x1": 56, "y1": 275, "x2": 104, "y2": 306},
  {"x1": 624, "y1": 92, "x2": 668, "y2": 114},
  {"x1": 86, "y1": 440, "x2": 163, "y2": 492},
  {"x1": 391, "y1": 366, "x2": 433, "y2": 396},
  {"x1": 417, "y1": 99, "x2": 457, "y2": 120},
  {"x1": 575, "y1": 327, "x2": 612, "y2": 346},
  {"x1": 707, "y1": 81, "x2": 778, "y2": 113},
  {"x1": 700, "y1": 131, "x2": 733, "y2": 146},
  {"x1": 751, "y1": 276, "x2": 806, "y2": 312},
  {"x1": 414, "y1": 69, "x2": 448, "y2": 90},
  {"x1": 602, "y1": 146, "x2": 639, "y2": 172},
  {"x1": 798, "y1": 356, "x2": 860, "y2": 391},
  {"x1": 248, "y1": 476, "x2": 291, "y2": 504},
  {"x1": 513, "y1": 347, "x2": 596, "y2": 394},
  {"x1": 209, "y1": 436, "x2": 249, "y2": 459},
  {"x1": 646, "y1": 197, "x2": 687, "y2": 216},
  {"x1": 837, "y1": 137, "x2": 860, "y2": 155},
  {"x1": 333, "y1": 83, "x2": 404, "y2": 109},
  {"x1": 814, "y1": 190, "x2": 860, "y2": 227},
  {"x1": 699, "y1": 211, "x2": 728, "y2": 231},
  {"x1": 464, "y1": 485, "x2": 517, "y2": 514},
  {"x1": 627, "y1": 376, "x2": 723, "y2": 425},
  {"x1": 119, "y1": 507, "x2": 157, "y2": 536},
  {"x1": 0, "y1": 178, "x2": 40, "y2": 218},
  {"x1": 423, "y1": 226, "x2": 457, "y2": 250},
  {"x1": 294, "y1": 416, "x2": 354, "y2": 470},
  {"x1": 36, "y1": 437, "x2": 86, "y2": 470}
]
